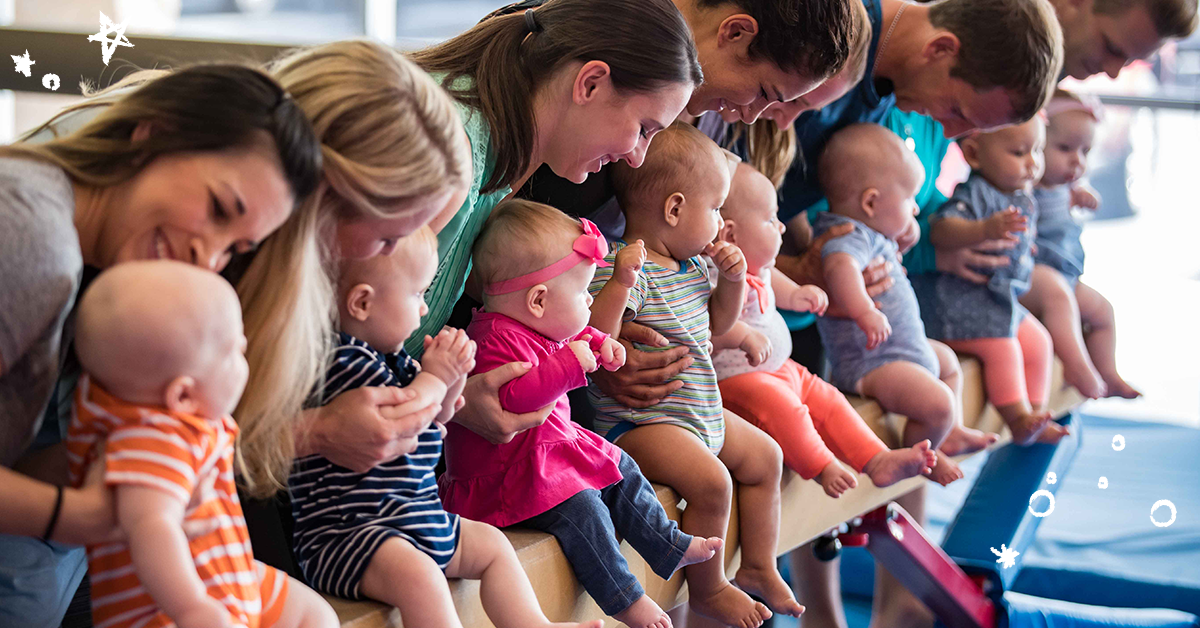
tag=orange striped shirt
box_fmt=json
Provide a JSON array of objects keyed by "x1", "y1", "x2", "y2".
[{"x1": 67, "y1": 375, "x2": 269, "y2": 628}]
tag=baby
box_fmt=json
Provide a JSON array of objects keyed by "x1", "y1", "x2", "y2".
[
  {"x1": 1020, "y1": 89, "x2": 1139, "y2": 400},
  {"x1": 66, "y1": 260, "x2": 337, "y2": 628},
  {"x1": 289, "y1": 227, "x2": 596, "y2": 628},
  {"x1": 441, "y1": 199, "x2": 721, "y2": 628},
  {"x1": 921, "y1": 116, "x2": 1070, "y2": 445},
  {"x1": 713, "y1": 162, "x2": 938, "y2": 498},
  {"x1": 590, "y1": 121, "x2": 804, "y2": 628},
  {"x1": 814, "y1": 123, "x2": 1000, "y2": 486}
]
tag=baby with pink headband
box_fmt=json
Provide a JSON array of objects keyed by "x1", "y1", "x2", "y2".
[{"x1": 440, "y1": 199, "x2": 722, "y2": 628}]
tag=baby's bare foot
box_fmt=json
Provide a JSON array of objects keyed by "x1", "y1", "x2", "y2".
[
  {"x1": 1064, "y1": 363, "x2": 1108, "y2": 399},
  {"x1": 689, "y1": 581, "x2": 771, "y2": 628},
  {"x1": 733, "y1": 565, "x2": 805, "y2": 618},
  {"x1": 675, "y1": 536, "x2": 723, "y2": 573},
  {"x1": 939, "y1": 426, "x2": 999, "y2": 457},
  {"x1": 1009, "y1": 411, "x2": 1053, "y2": 446},
  {"x1": 863, "y1": 440, "x2": 936, "y2": 488},
  {"x1": 1035, "y1": 420, "x2": 1070, "y2": 444},
  {"x1": 815, "y1": 460, "x2": 857, "y2": 498},
  {"x1": 1103, "y1": 376, "x2": 1142, "y2": 400},
  {"x1": 614, "y1": 595, "x2": 670, "y2": 628},
  {"x1": 925, "y1": 451, "x2": 964, "y2": 486}
]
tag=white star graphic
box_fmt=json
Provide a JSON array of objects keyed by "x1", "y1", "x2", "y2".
[
  {"x1": 990, "y1": 544, "x2": 1020, "y2": 569},
  {"x1": 10, "y1": 50, "x2": 35, "y2": 77},
  {"x1": 87, "y1": 11, "x2": 134, "y2": 66}
]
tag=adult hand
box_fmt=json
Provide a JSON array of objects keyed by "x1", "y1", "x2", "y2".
[
  {"x1": 454, "y1": 362, "x2": 554, "y2": 444},
  {"x1": 590, "y1": 322, "x2": 692, "y2": 408},
  {"x1": 306, "y1": 386, "x2": 437, "y2": 472},
  {"x1": 59, "y1": 446, "x2": 122, "y2": 546},
  {"x1": 935, "y1": 239, "x2": 1014, "y2": 284}
]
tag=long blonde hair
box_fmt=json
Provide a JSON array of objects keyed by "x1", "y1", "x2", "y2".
[{"x1": 231, "y1": 40, "x2": 472, "y2": 496}]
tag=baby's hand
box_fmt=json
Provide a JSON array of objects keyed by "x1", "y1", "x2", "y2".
[
  {"x1": 786, "y1": 285, "x2": 829, "y2": 316},
  {"x1": 596, "y1": 336, "x2": 626, "y2": 371},
  {"x1": 740, "y1": 329, "x2": 773, "y2": 367},
  {"x1": 856, "y1": 309, "x2": 892, "y2": 350},
  {"x1": 1070, "y1": 183, "x2": 1100, "y2": 211},
  {"x1": 896, "y1": 219, "x2": 921, "y2": 255},
  {"x1": 704, "y1": 241, "x2": 747, "y2": 282},
  {"x1": 614, "y1": 240, "x2": 647, "y2": 288},
  {"x1": 569, "y1": 338, "x2": 599, "y2": 373},
  {"x1": 422, "y1": 329, "x2": 477, "y2": 384},
  {"x1": 983, "y1": 207, "x2": 1028, "y2": 241}
]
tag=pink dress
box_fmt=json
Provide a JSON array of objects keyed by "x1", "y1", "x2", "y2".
[{"x1": 439, "y1": 311, "x2": 625, "y2": 527}]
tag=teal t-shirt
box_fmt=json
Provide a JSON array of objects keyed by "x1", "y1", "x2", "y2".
[
  {"x1": 888, "y1": 110, "x2": 951, "y2": 276},
  {"x1": 404, "y1": 92, "x2": 511, "y2": 357}
]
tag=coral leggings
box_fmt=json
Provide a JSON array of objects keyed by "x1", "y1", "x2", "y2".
[
  {"x1": 943, "y1": 315, "x2": 1053, "y2": 408},
  {"x1": 719, "y1": 359, "x2": 887, "y2": 479}
]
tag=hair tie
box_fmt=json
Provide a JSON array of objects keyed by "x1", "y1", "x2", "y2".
[{"x1": 524, "y1": 9, "x2": 541, "y2": 33}]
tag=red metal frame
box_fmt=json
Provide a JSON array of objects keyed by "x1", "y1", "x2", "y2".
[{"x1": 850, "y1": 503, "x2": 997, "y2": 628}]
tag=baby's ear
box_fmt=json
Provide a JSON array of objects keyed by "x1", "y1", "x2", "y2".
[
  {"x1": 860, "y1": 188, "x2": 880, "y2": 218},
  {"x1": 959, "y1": 136, "x2": 982, "y2": 170},
  {"x1": 718, "y1": 219, "x2": 737, "y2": 244},
  {"x1": 345, "y1": 283, "x2": 375, "y2": 322},
  {"x1": 663, "y1": 192, "x2": 686, "y2": 227},
  {"x1": 164, "y1": 376, "x2": 199, "y2": 415},
  {"x1": 525, "y1": 285, "x2": 549, "y2": 319}
]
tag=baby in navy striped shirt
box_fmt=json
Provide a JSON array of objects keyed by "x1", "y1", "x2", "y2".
[{"x1": 290, "y1": 226, "x2": 598, "y2": 628}]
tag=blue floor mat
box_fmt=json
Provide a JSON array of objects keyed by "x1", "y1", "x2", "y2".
[{"x1": 835, "y1": 413, "x2": 1200, "y2": 619}]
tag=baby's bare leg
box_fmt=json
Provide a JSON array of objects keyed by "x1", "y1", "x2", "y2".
[
  {"x1": 269, "y1": 574, "x2": 339, "y2": 628},
  {"x1": 359, "y1": 537, "x2": 462, "y2": 628},
  {"x1": 859, "y1": 362, "x2": 962, "y2": 485},
  {"x1": 721, "y1": 411, "x2": 805, "y2": 619},
  {"x1": 619, "y1": 424, "x2": 770, "y2": 628},
  {"x1": 1075, "y1": 281, "x2": 1141, "y2": 399},
  {"x1": 1021, "y1": 265, "x2": 1106, "y2": 398},
  {"x1": 447, "y1": 519, "x2": 602, "y2": 628},
  {"x1": 928, "y1": 341, "x2": 997, "y2": 456}
]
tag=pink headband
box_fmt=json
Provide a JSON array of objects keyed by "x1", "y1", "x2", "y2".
[
  {"x1": 483, "y1": 218, "x2": 611, "y2": 296},
  {"x1": 1045, "y1": 94, "x2": 1104, "y2": 123}
]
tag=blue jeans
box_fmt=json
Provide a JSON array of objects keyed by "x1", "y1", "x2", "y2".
[
  {"x1": 0, "y1": 535, "x2": 87, "y2": 628},
  {"x1": 520, "y1": 452, "x2": 691, "y2": 615}
]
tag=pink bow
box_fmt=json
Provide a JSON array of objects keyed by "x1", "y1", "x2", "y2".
[{"x1": 575, "y1": 219, "x2": 612, "y2": 268}]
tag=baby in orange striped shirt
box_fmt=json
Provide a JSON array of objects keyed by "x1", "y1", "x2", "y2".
[{"x1": 67, "y1": 260, "x2": 336, "y2": 628}]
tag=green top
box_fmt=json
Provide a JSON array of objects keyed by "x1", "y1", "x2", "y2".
[
  {"x1": 888, "y1": 110, "x2": 951, "y2": 276},
  {"x1": 404, "y1": 93, "x2": 511, "y2": 357}
]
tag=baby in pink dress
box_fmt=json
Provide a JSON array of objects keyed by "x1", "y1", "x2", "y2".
[{"x1": 440, "y1": 199, "x2": 721, "y2": 628}]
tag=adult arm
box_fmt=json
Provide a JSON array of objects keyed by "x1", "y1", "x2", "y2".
[
  {"x1": 589, "y1": 323, "x2": 692, "y2": 408},
  {"x1": 0, "y1": 460, "x2": 118, "y2": 545},
  {"x1": 452, "y1": 362, "x2": 555, "y2": 444},
  {"x1": 295, "y1": 386, "x2": 439, "y2": 472}
]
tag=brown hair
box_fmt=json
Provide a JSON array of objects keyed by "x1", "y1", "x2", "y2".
[
  {"x1": 929, "y1": 0, "x2": 1064, "y2": 121},
  {"x1": 472, "y1": 198, "x2": 584, "y2": 290},
  {"x1": 1095, "y1": 0, "x2": 1198, "y2": 38},
  {"x1": 6, "y1": 64, "x2": 321, "y2": 205},
  {"x1": 696, "y1": 0, "x2": 861, "y2": 81},
  {"x1": 612, "y1": 121, "x2": 726, "y2": 215},
  {"x1": 411, "y1": 0, "x2": 701, "y2": 194}
]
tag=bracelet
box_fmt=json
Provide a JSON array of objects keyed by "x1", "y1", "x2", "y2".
[{"x1": 41, "y1": 486, "x2": 64, "y2": 542}]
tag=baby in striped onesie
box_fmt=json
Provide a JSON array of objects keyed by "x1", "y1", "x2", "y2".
[
  {"x1": 587, "y1": 122, "x2": 805, "y2": 627},
  {"x1": 290, "y1": 227, "x2": 597, "y2": 628},
  {"x1": 67, "y1": 260, "x2": 336, "y2": 628}
]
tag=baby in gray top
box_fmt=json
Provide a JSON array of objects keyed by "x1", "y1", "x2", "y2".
[{"x1": 814, "y1": 124, "x2": 998, "y2": 487}]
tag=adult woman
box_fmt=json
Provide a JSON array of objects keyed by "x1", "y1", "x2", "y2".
[
  {"x1": 404, "y1": 0, "x2": 703, "y2": 441},
  {"x1": 0, "y1": 64, "x2": 323, "y2": 627}
]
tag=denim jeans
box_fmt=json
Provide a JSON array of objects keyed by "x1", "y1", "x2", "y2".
[{"x1": 520, "y1": 451, "x2": 691, "y2": 615}]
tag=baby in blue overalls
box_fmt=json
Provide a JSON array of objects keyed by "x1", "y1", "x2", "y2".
[
  {"x1": 1018, "y1": 89, "x2": 1141, "y2": 401},
  {"x1": 918, "y1": 116, "x2": 1069, "y2": 446}
]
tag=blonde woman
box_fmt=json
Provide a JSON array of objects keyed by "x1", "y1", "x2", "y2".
[{"x1": 1, "y1": 41, "x2": 475, "y2": 624}]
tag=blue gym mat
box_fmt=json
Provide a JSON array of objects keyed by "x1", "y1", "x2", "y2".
[{"x1": 833, "y1": 413, "x2": 1199, "y2": 622}]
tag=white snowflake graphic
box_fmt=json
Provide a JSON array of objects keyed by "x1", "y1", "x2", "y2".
[{"x1": 991, "y1": 543, "x2": 1020, "y2": 569}]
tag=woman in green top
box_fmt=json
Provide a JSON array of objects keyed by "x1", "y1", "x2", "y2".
[{"x1": 407, "y1": 0, "x2": 703, "y2": 441}]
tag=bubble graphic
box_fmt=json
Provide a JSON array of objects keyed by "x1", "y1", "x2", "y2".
[
  {"x1": 1098, "y1": 477, "x2": 1108, "y2": 489},
  {"x1": 1046, "y1": 472, "x2": 1057, "y2": 485},
  {"x1": 1112, "y1": 435, "x2": 1126, "y2": 451},
  {"x1": 1029, "y1": 490, "x2": 1056, "y2": 518},
  {"x1": 1150, "y1": 500, "x2": 1177, "y2": 528},
  {"x1": 41, "y1": 73, "x2": 60, "y2": 91}
]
